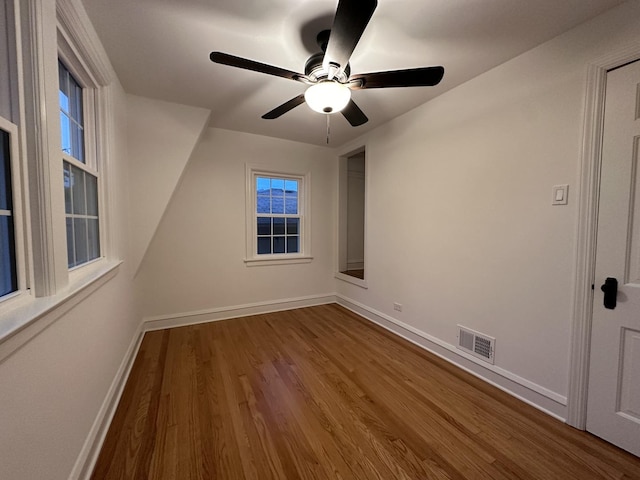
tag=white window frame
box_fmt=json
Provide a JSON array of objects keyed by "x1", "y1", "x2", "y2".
[
  {"x1": 245, "y1": 165, "x2": 312, "y2": 266},
  {"x1": 57, "y1": 14, "x2": 110, "y2": 280},
  {"x1": 0, "y1": 115, "x2": 28, "y2": 305}
]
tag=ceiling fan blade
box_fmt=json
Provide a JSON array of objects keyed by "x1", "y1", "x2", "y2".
[
  {"x1": 349, "y1": 66, "x2": 445, "y2": 89},
  {"x1": 341, "y1": 99, "x2": 368, "y2": 126},
  {"x1": 262, "y1": 94, "x2": 307, "y2": 119},
  {"x1": 323, "y1": 0, "x2": 377, "y2": 77},
  {"x1": 210, "y1": 52, "x2": 309, "y2": 83}
]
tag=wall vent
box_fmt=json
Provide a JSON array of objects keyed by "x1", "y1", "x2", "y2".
[{"x1": 457, "y1": 326, "x2": 495, "y2": 364}]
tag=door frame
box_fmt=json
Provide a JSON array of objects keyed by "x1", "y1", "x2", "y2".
[{"x1": 568, "y1": 44, "x2": 640, "y2": 429}]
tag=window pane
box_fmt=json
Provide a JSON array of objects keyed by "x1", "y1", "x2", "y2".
[
  {"x1": 60, "y1": 112, "x2": 71, "y2": 155},
  {"x1": 284, "y1": 179, "x2": 298, "y2": 193},
  {"x1": 271, "y1": 196, "x2": 284, "y2": 214},
  {"x1": 271, "y1": 178, "x2": 284, "y2": 192},
  {"x1": 58, "y1": 61, "x2": 69, "y2": 111},
  {"x1": 59, "y1": 90, "x2": 69, "y2": 113},
  {"x1": 87, "y1": 218, "x2": 100, "y2": 260},
  {"x1": 286, "y1": 218, "x2": 299, "y2": 235},
  {"x1": 0, "y1": 215, "x2": 17, "y2": 296},
  {"x1": 71, "y1": 165, "x2": 86, "y2": 214},
  {"x1": 257, "y1": 195, "x2": 270, "y2": 214},
  {"x1": 86, "y1": 172, "x2": 98, "y2": 216},
  {"x1": 256, "y1": 177, "x2": 270, "y2": 192},
  {"x1": 66, "y1": 217, "x2": 75, "y2": 268},
  {"x1": 72, "y1": 123, "x2": 84, "y2": 163},
  {"x1": 257, "y1": 217, "x2": 271, "y2": 236},
  {"x1": 73, "y1": 217, "x2": 88, "y2": 265},
  {"x1": 63, "y1": 162, "x2": 72, "y2": 214},
  {"x1": 0, "y1": 130, "x2": 12, "y2": 210},
  {"x1": 273, "y1": 236, "x2": 285, "y2": 254},
  {"x1": 257, "y1": 237, "x2": 271, "y2": 255},
  {"x1": 72, "y1": 82, "x2": 83, "y2": 121},
  {"x1": 287, "y1": 236, "x2": 299, "y2": 254},
  {"x1": 1, "y1": 130, "x2": 17, "y2": 297},
  {"x1": 285, "y1": 193, "x2": 298, "y2": 214},
  {"x1": 273, "y1": 218, "x2": 285, "y2": 235}
]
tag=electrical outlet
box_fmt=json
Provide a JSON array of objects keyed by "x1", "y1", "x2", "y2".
[{"x1": 393, "y1": 303, "x2": 402, "y2": 312}]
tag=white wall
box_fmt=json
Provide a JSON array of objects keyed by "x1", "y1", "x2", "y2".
[
  {"x1": 0, "y1": 270, "x2": 138, "y2": 480},
  {"x1": 126, "y1": 95, "x2": 210, "y2": 274},
  {"x1": 136, "y1": 129, "x2": 337, "y2": 316},
  {"x1": 335, "y1": 0, "x2": 640, "y2": 418},
  {"x1": 135, "y1": 127, "x2": 336, "y2": 319}
]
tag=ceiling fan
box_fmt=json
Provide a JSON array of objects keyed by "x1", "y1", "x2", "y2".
[{"x1": 209, "y1": 0, "x2": 444, "y2": 127}]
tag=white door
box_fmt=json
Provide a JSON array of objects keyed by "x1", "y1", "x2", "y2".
[{"x1": 587, "y1": 59, "x2": 640, "y2": 457}]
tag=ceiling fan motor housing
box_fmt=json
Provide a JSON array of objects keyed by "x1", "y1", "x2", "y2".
[{"x1": 305, "y1": 51, "x2": 350, "y2": 83}]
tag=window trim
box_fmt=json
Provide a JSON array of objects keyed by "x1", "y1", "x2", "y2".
[
  {"x1": 245, "y1": 165, "x2": 312, "y2": 266},
  {"x1": 57, "y1": 24, "x2": 109, "y2": 278}
]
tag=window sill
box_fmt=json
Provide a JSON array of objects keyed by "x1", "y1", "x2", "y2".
[
  {"x1": 244, "y1": 255, "x2": 313, "y2": 267},
  {"x1": 0, "y1": 259, "x2": 123, "y2": 362},
  {"x1": 335, "y1": 272, "x2": 368, "y2": 289}
]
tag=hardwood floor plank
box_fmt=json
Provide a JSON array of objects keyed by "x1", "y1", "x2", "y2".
[
  {"x1": 213, "y1": 326, "x2": 259, "y2": 479},
  {"x1": 93, "y1": 304, "x2": 640, "y2": 479},
  {"x1": 278, "y1": 325, "x2": 411, "y2": 479}
]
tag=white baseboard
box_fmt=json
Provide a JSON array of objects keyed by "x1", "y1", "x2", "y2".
[
  {"x1": 143, "y1": 293, "x2": 336, "y2": 331},
  {"x1": 336, "y1": 294, "x2": 568, "y2": 421},
  {"x1": 70, "y1": 324, "x2": 145, "y2": 480}
]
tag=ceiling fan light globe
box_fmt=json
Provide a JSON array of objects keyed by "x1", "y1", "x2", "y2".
[{"x1": 304, "y1": 81, "x2": 351, "y2": 114}]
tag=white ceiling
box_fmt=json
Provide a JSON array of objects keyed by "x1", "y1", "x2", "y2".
[{"x1": 81, "y1": 0, "x2": 625, "y2": 147}]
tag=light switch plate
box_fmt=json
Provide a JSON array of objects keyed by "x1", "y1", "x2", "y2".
[{"x1": 552, "y1": 184, "x2": 569, "y2": 205}]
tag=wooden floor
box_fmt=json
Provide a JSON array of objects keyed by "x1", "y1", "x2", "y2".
[{"x1": 92, "y1": 304, "x2": 640, "y2": 479}]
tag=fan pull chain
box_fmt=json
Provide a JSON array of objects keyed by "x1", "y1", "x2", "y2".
[{"x1": 326, "y1": 114, "x2": 330, "y2": 144}]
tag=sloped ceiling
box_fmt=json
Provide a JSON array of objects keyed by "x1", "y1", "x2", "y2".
[{"x1": 81, "y1": 0, "x2": 626, "y2": 147}]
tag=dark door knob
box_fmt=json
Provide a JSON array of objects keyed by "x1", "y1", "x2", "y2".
[{"x1": 600, "y1": 277, "x2": 618, "y2": 310}]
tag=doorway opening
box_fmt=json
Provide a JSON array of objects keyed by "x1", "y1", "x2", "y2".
[{"x1": 338, "y1": 149, "x2": 366, "y2": 282}]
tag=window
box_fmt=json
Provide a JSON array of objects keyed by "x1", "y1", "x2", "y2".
[
  {"x1": 0, "y1": 125, "x2": 17, "y2": 297},
  {"x1": 256, "y1": 176, "x2": 300, "y2": 255},
  {"x1": 59, "y1": 60, "x2": 100, "y2": 269},
  {"x1": 246, "y1": 167, "x2": 311, "y2": 265}
]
